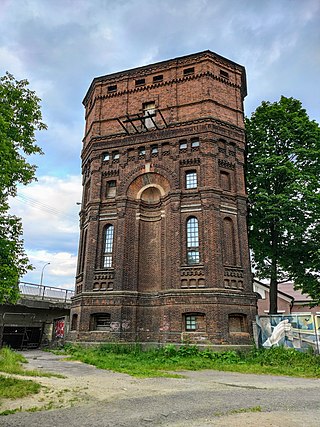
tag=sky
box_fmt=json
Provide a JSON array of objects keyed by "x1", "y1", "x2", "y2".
[{"x1": 1, "y1": 0, "x2": 319, "y2": 290}]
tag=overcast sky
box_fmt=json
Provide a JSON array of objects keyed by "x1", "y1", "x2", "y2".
[{"x1": 1, "y1": 0, "x2": 319, "y2": 290}]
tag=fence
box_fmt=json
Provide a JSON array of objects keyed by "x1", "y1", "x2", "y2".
[
  {"x1": 19, "y1": 282, "x2": 74, "y2": 302},
  {"x1": 256, "y1": 314, "x2": 320, "y2": 354}
]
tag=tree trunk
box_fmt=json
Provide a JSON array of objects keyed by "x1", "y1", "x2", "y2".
[{"x1": 269, "y1": 223, "x2": 278, "y2": 314}]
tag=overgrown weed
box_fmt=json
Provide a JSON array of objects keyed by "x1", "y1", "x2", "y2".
[{"x1": 58, "y1": 343, "x2": 320, "y2": 378}]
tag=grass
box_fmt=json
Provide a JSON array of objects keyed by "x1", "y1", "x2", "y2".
[
  {"x1": 0, "y1": 376, "x2": 41, "y2": 399},
  {"x1": 0, "y1": 347, "x2": 64, "y2": 378},
  {"x1": 59, "y1": 342, "x2": 320, "y2": 378},
  {"x1": 0, "y1": 346, "x2": 65, "y2": 410}
]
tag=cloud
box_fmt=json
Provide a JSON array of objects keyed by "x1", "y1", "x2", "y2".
[
  {"x1": 22, "y1": 249, "x2": 78, "y2": 290},
  {"x1": 1, "y1": 0, "x2": 320, "y2": 290},
  {"x1": 9, "y1": 175, "x2": 82, "y2": 288}
]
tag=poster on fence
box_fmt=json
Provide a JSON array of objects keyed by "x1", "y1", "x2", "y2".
[{"x1": 256, "y1": 314, "x2": 320, "y2": 353}]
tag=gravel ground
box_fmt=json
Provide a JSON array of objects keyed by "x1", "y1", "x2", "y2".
[{"x1": 1, "y1": 350, "x2": 320, "y2": 426}]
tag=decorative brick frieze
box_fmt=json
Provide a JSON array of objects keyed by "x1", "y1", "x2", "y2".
[{"x1": 218, "y1": 159, "x2": 235, "y2": 170}]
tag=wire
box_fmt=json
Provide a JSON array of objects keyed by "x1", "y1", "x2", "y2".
[{"x1": 15, "y1": 194, "x2": 78, "y2": 221}]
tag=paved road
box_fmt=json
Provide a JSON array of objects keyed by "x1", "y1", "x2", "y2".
[{"x1": 2, "y1": 350, "x2": 320, "y2": 426}]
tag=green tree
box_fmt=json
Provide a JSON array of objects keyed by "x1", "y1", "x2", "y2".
[
  {"x1": 0, "y1": 72, "x2": 46, "y2": 303},
  {"x1": 246, "y1": 96, "x2": 320, "y2": 313}
]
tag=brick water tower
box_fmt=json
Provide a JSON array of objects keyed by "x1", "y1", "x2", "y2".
[{"x1": 70, "y1": 50, "x2": 257, "y2": 345}]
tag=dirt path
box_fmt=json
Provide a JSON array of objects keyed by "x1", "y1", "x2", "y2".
[{"x1": 1, "y1": 350, "x2": 320, "y2": 426}]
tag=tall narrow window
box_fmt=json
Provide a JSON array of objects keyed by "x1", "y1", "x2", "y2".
[
  {"x1": 187, "y1": 217, "x2": 200, "y2": 265},
  {"x1": 103, "y1": 225, "x2": 114, "y2": 268},
  {"x1": 143, "y1": 102, "x2": 155, "y2": 129},
  {"x1": 106, "y1": 180, "x2": 116, "y2": 198},
  {"x1": 223, "y1": 217, "x2": 236, "y2": 265},
  {"x1": 186, "y1": 170, "x2": 197, "y2": 189}
]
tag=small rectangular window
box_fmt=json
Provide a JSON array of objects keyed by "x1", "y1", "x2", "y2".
[
  {"x1": 93, "y1": 314, "x2": 111, "y2": 331},
  {"x1": 135, "y1": 78, "x2": 145, "y2": 86},
  {"x1": 183, "y1": 67, "x2": 194, "y2": 76},
  {"x1": 191, "y1": 138, "x2": 200, "y2": 148},
  {"x1": 153, "y1": 74, "x2": 163, "y2": 83},
  {"x1": 138, "y1": 147, "x2": 146, "y2": 156},
  {"x1": 179, "y1": 140, "x2": 188, "y2": 150},
  {"x1": 107, "y1": 84, "x2": 117, "y2": 93},
  {"x1": 151, "y1": 145, "x2": 158, "y2": 154},
  {"x1": 103, "y1": 153, "x2": 110, "y2": 161},
  {"x1": 185, "y1": 315, "x2": 197, "y2": 331},
  {"x1": 186, "y1": 171, "x2": 197, "y2": 189},
  {"x1": 112, "y1": 151, "x2": 120, "y2": 160},
  {"x1": 220, "y1": 70, "x2": 229, "y2": 79}
]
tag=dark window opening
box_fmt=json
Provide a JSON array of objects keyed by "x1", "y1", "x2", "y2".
[
  {"x1": 183, "y1": 67, "x2": 195, "y2": 76},
  {"x1": 153, "y1": 74, "x2": 163, "y2": 83},
  {"x1": 103, "y1": 152, "x2": 110, "y2": 161},
  {"x1": 71, "y1": 314, "x2": 78, "y2": 331},
  {"x1": 135, "y1": 78, "x2": 145, "y2": 86},
  {"x1": 92, "y1": 313, "x2": 111, "y2": 331},
  {"x1": 107, "y1": 84, "x2": 117, "y2": 93},
  {"x1": 220, "y1": 70, "x2": 229, "y2": 79}
]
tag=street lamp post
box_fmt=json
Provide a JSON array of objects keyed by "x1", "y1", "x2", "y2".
[{"x1": 40, "y1": 262, "x2": 50, "y2": 286}]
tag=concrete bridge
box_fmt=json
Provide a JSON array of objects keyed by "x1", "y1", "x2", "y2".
[{"x1": 0, "y1": 282, "x2": 73, "y2": 349}]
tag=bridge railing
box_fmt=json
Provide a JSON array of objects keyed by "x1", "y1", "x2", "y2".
[{"x1": 19, "y1": 282, "x2": 74, "y2": 302}]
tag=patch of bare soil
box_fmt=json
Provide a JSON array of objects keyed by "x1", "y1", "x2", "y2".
[{"x1": 0, "y1": 354, "x2": 187, "y2": 414}]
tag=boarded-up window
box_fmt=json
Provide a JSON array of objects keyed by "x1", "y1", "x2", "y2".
[
  {"x1": 223, "y1": 217, "x2": 236, "y2": 265},
  {"x1": 91, "y1": 313, "x2": 111, "y2": 331},
  {"x1": 220, "y1": 171, "x2": 231, "y2": 191},
  {"x1": 229, "y1": 314, "x2": 248, "y2": 333},
  {"x1": 106, "y1": 180, "x2": 116, "y2": 198}
]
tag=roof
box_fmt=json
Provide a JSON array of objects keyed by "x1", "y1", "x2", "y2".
[
  {"x1": 278, "y1": 282, "x2": 313, "y2": 303},
  {"x1": 83, "y1": 49, "x2": 247, "y2": 105},
  {"x1": 254, "y1": 280, "x2": 313, "y2": 303}
]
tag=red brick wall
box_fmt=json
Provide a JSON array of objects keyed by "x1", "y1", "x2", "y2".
[{"x1": 70, "y1": 50, "x2": 256, "y2": 345}]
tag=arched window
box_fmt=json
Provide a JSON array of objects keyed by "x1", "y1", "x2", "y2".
[
  {"x1": 186, "y1": 217, "x2": 200, "y2": 265},
  {"x1": 103, "y1": 225, "x2": 114, "y2": 268}
]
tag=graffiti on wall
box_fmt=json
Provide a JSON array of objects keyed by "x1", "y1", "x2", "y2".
[
  {"x1": 256, "y1": 314, "x2": 320, "y2": 353},
  {"x1": 54, "y1": 319, "x2": 65, "y2": 339}
]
